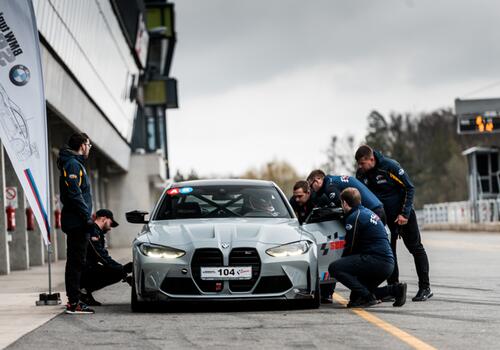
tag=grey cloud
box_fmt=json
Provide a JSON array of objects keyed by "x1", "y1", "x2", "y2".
[{"x1": 171, "y1": 0, "x2": 500, "y2": 99}]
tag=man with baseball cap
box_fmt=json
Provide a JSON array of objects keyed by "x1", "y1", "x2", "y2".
[{"x1": 79, "y1": 209, "x2": 132, "y2": 306}]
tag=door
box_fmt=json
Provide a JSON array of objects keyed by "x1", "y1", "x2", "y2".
[{"x1": 302, "y1": 207, "x2": 345, "y2": 285}]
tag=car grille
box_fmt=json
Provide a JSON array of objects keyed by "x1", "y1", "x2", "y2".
[
  {"x1": 161, "y1": 277, "x2": 201, "y2": 295},
  {"x1": 228, "y1": 248, "x2": 261, "y2": 292},
  {"x1": 253, "y1": 276, "x2": 293, "y2": 294},
  {"x1": 191, "y1": 248, "x2": 224, "y2": 293}
]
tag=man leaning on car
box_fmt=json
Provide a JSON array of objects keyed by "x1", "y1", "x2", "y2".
[
  {"x1": 289, "y1": 180, "x2": 315, "y2": 225},
  {"x1": 355, "y1": 145, "x2": 432, "y2": 302}
]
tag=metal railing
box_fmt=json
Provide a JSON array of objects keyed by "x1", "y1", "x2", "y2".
[{"x1": 422, "y1": 199, "x2": 500, "y2": 224}]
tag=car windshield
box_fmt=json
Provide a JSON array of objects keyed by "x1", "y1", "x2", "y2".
[{"x1": 154, "y1": 185, "x2": 292, "y2": 220}]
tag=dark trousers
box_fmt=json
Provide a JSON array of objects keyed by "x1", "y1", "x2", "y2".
[
  {"x1": 329, "y1": 254, "x2": 394, "y2": 299},
  {"x1": 81, "y1": 265, "x2": 124, "y2": 293},
  {"x1": 387, "y1": 209, "x2": 430, "y2": 289},
  {"x1": 65, "y1": 228, "x2": 90, "y2": 304},
  {"x1": 372, "y1": 206, "x2": 387, "y2": 226}
]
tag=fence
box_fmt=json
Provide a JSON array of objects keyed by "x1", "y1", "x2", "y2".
[{"x1": 422, "y1": 199, "x2": 500, "y2": 224}]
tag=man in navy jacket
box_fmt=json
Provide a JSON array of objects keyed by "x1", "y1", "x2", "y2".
[
  {"x1": 58, "y1": 133, "x2": 95, "y2": 314},
  {"x1": 307, "y1": 169, "x2": 387, "y2": 224},
  {"x1": 355, "y1": 145, "x2": 432, "y2": 302},
  {"x1": 329, "y1": 188, "x2": 407, "y2": 307}
]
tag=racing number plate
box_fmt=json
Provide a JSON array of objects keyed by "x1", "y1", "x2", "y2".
[{"x1": 200, "y1": 266, "x2": 252, "y2": 280}]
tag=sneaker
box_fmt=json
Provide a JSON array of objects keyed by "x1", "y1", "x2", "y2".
[
  {"x1": 347, "y1": 294, "x2": 378, "y2": 308},
  {"x1": 393, "y1": 282, "x2": 407, "y2": 307},
  {"x1": 65, "y1": 301, "x2": 95, "y2": 314},
  {"x1": 412, "y1": 287, "x2": 433, "y2": 302},
  {"x1": 80, "y1": 291, "x2": 102, "y2": 306}
]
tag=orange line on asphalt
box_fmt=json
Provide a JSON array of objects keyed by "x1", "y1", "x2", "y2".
[{"x1": 332, "y1": 293, "x2": 437, "y2": 350}]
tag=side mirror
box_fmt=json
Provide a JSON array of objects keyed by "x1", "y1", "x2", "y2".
[
  {"x1": 305, "y1": 207, "x2": 344, "y2": 224},
  {"x1": 126, "y1": 210, "x2": 149, "y2": 224}
]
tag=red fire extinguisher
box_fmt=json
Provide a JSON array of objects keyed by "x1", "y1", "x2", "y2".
[
  {"x1": 26, "y1": 207, "x2": 35, "y2": 231},
  {"x1": 6, "y1": 206, "x2": 16, "y2": 231},
  {"x1": 54, "y1": 208, "x2": 61, "y2": 229}
]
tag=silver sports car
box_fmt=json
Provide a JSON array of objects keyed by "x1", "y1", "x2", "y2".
[{"x1": 126, "y1": 179, "x2": 346, "y2": 311}]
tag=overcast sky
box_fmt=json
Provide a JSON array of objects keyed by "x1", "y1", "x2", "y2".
[{"x1": 168, "y1": 0, "x2": 500, "y2": 177}]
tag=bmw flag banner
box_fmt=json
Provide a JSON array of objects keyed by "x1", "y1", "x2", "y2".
[{"x1": 0, "y1": 0, "x2": 51, "y2": 245}]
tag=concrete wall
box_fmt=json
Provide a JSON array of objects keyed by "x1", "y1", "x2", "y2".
[
  {"x1": 41, "y1": 44, "x2": 131, "y2": 172},
  {"x1": 107, "y1": 153, "x2": 167, "y2": 248}
]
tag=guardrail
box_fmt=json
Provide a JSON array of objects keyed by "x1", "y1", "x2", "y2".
[{"x1": 422, "y1": 199, "x2": 500, "y2": 224}]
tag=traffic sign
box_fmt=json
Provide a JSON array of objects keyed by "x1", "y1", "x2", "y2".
[{"x1": 5, "y1": 186, "x2": 18, "y2": 209}]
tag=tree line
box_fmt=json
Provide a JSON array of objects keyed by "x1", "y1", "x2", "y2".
[{"x1": 174, "y1": 107, "x2": 500, "y2": 208}]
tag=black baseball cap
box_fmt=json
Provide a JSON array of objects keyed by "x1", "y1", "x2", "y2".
[{"x1": 95, "y1": 209, "x2": 119, "y2": 227}]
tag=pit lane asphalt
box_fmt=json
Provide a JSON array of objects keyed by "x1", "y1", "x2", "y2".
[{"x1": 7, "y1": 231, "x2": 500, "y2": 350}]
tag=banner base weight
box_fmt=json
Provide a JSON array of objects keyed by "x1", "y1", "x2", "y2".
[{"x1": 36, "y1": 292, "x2": 61, "y2": 306}]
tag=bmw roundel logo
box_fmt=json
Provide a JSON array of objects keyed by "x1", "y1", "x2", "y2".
[{"x1": 9, "y1": 65, "x2": 30, "y2": 86}]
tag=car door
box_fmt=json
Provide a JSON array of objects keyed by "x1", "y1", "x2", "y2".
[{"x1": 302, "y1": 208, "x2": 345, "y2": 284}]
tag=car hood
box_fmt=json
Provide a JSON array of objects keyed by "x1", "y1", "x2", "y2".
[{"x1": 145, "y1": 218, "x2": 307, "y2": 247}]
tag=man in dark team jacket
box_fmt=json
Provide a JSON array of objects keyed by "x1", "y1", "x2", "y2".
[
  {"x1": 289, "y1": 180, "x2": 315, "y2": 225},
  {"x1": 355, "y1": 145, "x2": 432, "y2": 302},
  {"x1": 307, "y1": 170, "x2": 386, "y2": 224},
  {"x1": 80, "y1": 209, "x2": 132, "y2": 306},
  {"x1": 329, "y1": 188, "x2": 407, "y2": 308},
  {"x1": 58, "y1": 133, "x2": 95, "y2": 314}
]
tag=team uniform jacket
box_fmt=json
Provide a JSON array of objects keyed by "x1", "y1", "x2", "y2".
[
  {"x1": 313, "y1": 177, "x2": 341, "y2": 208},
  {"x1": 86, "y1": 224, "x2": 123, "y2": 272},
  {"x1": 57, "y1": 147, "x2": 93, "y2": 232},
  {"x1": 322, "y1": 175, "x2": 383, "y2": 211},
  {"x1": 356, "y1": 151, "x2": 415, "y2": 220},
  {"x1": 342, "y1": 205, "x2": 394, "y2": 262}
]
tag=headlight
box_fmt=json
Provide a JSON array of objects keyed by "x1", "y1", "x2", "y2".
[
  {"x1": 139, "y1": 243, "x2": 185, "y2": 259},
  {"x1": 266, "y1": 241, "x2": 311, "y2": 257}
]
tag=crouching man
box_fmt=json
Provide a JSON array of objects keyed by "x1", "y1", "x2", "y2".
[
  {"x1": 80, "y1": 209, "x2": 132, "y2": 306},
  {"x1": 329, "y1": 188, "x2": 407, "y2": 308}
]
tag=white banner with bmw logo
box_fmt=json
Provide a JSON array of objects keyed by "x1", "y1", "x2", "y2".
[{"x1": 0, "y1": 0, "x2": 51, "y2": 245}]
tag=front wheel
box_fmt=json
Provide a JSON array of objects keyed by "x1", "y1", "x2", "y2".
[
  {"x1": 131, "y1": 278, "x2": 148, "y2": 312},
  {"x1": 291, "y1": 276, "x2": 321, "y2": 309},
  {"x1": 306, "y1": 276, "x2": 321, "y2": 309}
]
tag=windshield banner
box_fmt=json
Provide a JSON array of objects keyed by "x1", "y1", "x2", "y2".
[{"x1": 0, "y1": 0, "x2": 51, "y2": 245}]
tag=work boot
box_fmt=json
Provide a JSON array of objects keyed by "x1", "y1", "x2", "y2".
[
  {"x1": 412, "y1": 287, "x2": 433, "y2": 302},
  {"x1": 392, "y1": 282, "x2": 407, "y2": 307},
  {"x1": 347, "y1": 294, "x2": 378, "y2": 308},
  {"x1": 80, "y1": 291, "x2": 102, "y2": 306}
]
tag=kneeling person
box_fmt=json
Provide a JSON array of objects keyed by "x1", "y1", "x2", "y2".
[
  {"x1": 329, "y1": 188, "x2": 406, "y2": 307},
  {"x1": 80, "y1": 209, "x2": 132, "y2": 306}
]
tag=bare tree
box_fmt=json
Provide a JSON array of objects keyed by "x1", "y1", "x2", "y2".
[
  {"x1": 322, "y1": 135, "x2": 357, "y2": 175},
  {"x1": 241, "y1": 159, "x2": 300, "y2": 196}
]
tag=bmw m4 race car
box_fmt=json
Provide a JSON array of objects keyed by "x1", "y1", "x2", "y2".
[{"x1": 126, "y1": 179, "x2": 346, "y2": 311}]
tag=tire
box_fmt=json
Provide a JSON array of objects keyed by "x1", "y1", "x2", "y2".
[
  {"x1": 292, "y1": 276, "x2": 321, "y2": 309},
  {"x1": 306, "y1": 276, "x2": 321, "y2": 309},
  {"x1": 131, "y1": 278, "x2": 148, "y2": 312}
]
